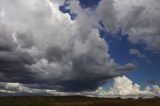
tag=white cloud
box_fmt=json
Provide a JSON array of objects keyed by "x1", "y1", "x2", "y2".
[
  {"x1": 94, "y1": 76, "x2": 160, "y2": 99},
  {"x1": 108, "y1": 76, "x2": 141, "y2": 96},
  {"x1": 130, "y1": 49, "x2": 145, "y2": 58},
  {"x1": 96, "y1": 0, "x2": 117, "y2": 31},
  {"x1": 0, "y1": 81, "x2": 68, "y2": 95},
  {"x1": 96, "y1": 0, "x2": 160, "y2": 53},
  {"x1": 74, "y1": 76, "x2": 160, "y2": 99}
]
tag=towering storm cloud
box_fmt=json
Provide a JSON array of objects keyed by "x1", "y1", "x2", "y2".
[{"x1": 0, "y1": 0, "x2": 136, "y2": 92}]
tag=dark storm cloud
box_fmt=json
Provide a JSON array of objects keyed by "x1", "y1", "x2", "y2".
[
  {"x1": 0, "y1": 27, "x2": 33, "y2": 83},
  {"x1": 0, "y1": 0, "x2": 136, "y2": 93},
  {"x1": 0, "y1": 47, "x2": 35, "y2": 84}
]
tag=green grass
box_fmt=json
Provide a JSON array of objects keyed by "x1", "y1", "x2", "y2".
[{"x1": 0, "y1": 96, "x2": 159, "y2": 106}]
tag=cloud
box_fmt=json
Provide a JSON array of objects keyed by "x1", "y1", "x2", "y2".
[
  {"x1": 0, "y1": 0, "x2": 136, "y2": 92},
  {"x1": 108, "y1": 76, "x2": 142, "y2": 96},
  {"x1": 96, "y1": 0, "x2": 160, "y2": 53},
  {"x1": 129, "y1": 49, "x2": 145, "y2": 58},
  {"x1": 79, "y1": 76, "x2": 160, "y2": 99},
  {"x1": 0, "y1": 81, "x2": 68, "y2": 96},
  {"x1": 102, "y1": 76, "x2": 160, "y2": 99},
  {"x1": 96, "y1": 0, "x2": 117, "y2": 31},
  {"x1": 0, "y1": 76, "x2": 160, "y2": 98}
]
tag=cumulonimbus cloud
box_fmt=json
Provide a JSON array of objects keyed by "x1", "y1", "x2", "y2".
[{"x1": 0, "y1": 0, "x2": 136, "y2": 93}]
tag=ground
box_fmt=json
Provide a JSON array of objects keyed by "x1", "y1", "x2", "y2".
[{"x1": 0, "y1": 96, "x2": 159, "y2": 106}]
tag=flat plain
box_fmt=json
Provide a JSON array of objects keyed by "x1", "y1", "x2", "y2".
[{"x1": 0, "y1": 96, "x2": 159, "y2": 106}]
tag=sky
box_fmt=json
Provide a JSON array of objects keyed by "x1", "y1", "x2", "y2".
[{"x1": 0, "y1": 0, "x2": 160, "y2": 98}]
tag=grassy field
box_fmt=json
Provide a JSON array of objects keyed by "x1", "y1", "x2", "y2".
[{"x1": 0, "y1": 96, "x2": 159, "y2": 106}]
